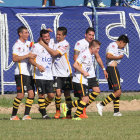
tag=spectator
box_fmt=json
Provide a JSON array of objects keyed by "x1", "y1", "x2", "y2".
[
  {"x1": 42, "y1": 0, "x2": 55, "y2": 7},
  {"x1": 0, "y1": 0, "x2": 4, "y2": 3},
  {"x1": 85, "y1": 0, "x2": 106, "y2": 7}
]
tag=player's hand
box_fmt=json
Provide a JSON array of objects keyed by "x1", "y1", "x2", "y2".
[
  {"x1": 37, "y1": 65, "x2": 45, "y2": 72},
  {"x1": 83, "y1": 71, "x2": 89, "y2": 77},
  {"x1": 118, "y1": 55, "x2": 124, "y2": 59},
  {"x1": 103, "y1": 70, "x2": 108, "y2": 79},
  {"x1": 28, "y1": 52, "x2": 37, "y2": 59},
  {"x1": 39, "y1": 39, "x2": 49, "y2": 48},
  {"x1": 47, "y1": 28, "x2": 53, "y2": 32}
]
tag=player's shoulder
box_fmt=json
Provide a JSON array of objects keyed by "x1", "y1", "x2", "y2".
[
  {"x1": 108, "y1": 42, "x2": 117, "y2": 49},
  {"x1": 75, "y1": 38, "x2": 85, "y2": 45}
]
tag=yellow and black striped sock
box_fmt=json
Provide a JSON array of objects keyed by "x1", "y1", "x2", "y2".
[
  {"x1": 65, "y1": 96, "x2": 72, "y2": 116},
  {"x1": 74, "y1": 100, "x2": 86, "y2": 118},
  {"x1": 38, "y1": 98, "x2": 46, "y2": 116},
  {"x1": 101, "y1": 93, "x2": 116, "y2": 106},
  {"x1": 12, "y1": 97, "x2": 22, "y2": 116},
  {"x1": 45, "y1": 97, "x2": 53, "y2": 107},
  {"x1": 55, "y1": 96, "x2": 61, "y2": 111},
  {"x1": 86, "y1": 92, "x2": 100, "y2": 107},
  {"x1": 24, "y1": 98, "x2": 34, "y2": 115},
  {"x1": 113, "y1": 97, "x2": 120, "y2": 113}
]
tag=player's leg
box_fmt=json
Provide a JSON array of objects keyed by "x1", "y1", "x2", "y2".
[
  {"x1": 45, "y1": 80, "x2": 55, "y2": 107},
  {"x1": 36, "y1": 80, "x2": 48, "y2": 119},
  {"x1": 42, "y1": 0, "x2": 47, "y2": 7},
  {"x1": 73, "y1": 83, "x2": 89, "y2": 120},
  {"x1": 23, "y1": 76, "x2": 35, "y2": 120},
  {"x1": 54, "y1": 77, "x2": 62, "y2": 119},
  {"x1": 10, "y1": 75, "x2": 24, "y2": 120}
]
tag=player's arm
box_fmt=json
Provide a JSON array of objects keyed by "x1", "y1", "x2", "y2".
[
  {"x1": 73, "y1": 61, "x2": 89, "y2": 77},
  {"x1": 95, "y1": 53, "x2": 108, "y2": 79},
  {"x1": 12, "y1": 52, "x2": 36, "y2": 62},
  {"x1": 29, "y1": 58, "x2": 45, "y2": 72},
  {"x1": 106, "y1": 53, "x2": 124, "y2": 60},
  {"x1": 73, "y1": 50, "x2": 80, "y2": 61},
  {"x1": 39, "y1": 39, "x2": 60, "y2": 57}
]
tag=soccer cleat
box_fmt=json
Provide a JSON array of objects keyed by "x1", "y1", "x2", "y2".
[
  {"x1": 80, "y1": 108, "x2": 88, "y2": 119},
  {"x1": 98, "y1": 2, "x2": 106, "y2": 7},
  {"x1": 62, "y1": 115, "x2": 72, "y2": 119},
  {"x1": 54, "y1": 110, "x2": 61, "y2": 119},
  {"x1": 43, "y1": 115, "x2": 51, "y2": 119},
  {"x1": 72, "y1": 117, "x2": 82, "y2": 121},
  {"x1": 22, "y1": 115, "x2": 32, "y2": 120},
  {"x1": 113, "y1": 112, "x2": 122, "y2": 117},
  {"x1": 62, "y1": 103, "x2": 68, "y2": 117},
  {"x1": 10, "y1": 116, "x2": 20, "y2": 120},
  {"x1": 96, "y1": 103, "x2": 104, "y2": 116}
]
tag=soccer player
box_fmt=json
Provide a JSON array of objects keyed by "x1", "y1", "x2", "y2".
[
  {"x1": 39, "y1": 27, "x2": 73, "y2": 119},
  {"x1": 10, "y1": 26, "x2": 36, "y2": 120},
  {"x1": 63, "y1": 40, "x2": 102, "y2": 120},
  {"x1": 96, "y1": 35, "x2": 129, "y2": 116},
  {"x1": 73, "y1": 27, "x2": 108, "y2": 118},
  {"x1": 29, "y1": 29, "x2": 55, "y2": 119}
]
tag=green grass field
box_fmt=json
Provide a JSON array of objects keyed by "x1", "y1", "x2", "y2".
[
  {"x1": 0, "y1": 112, "x2": 140, "y2": 140},
  {"x1": 0, "y1": 93, "x2": 140, "y2": 140}
]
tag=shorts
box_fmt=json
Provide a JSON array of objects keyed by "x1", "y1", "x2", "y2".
[
  {"x1": 15, "y1": 74, "x2": 34, "y2": 93},
  {"x1": 54, "y1": 77, "x2": 73, "y2": 90},
  {"x1": 35, "y1": 79, "x2": 55, "y2": 94},
  {"x1": 106, "y1": 66, "x2": 121, "y2": 91},
  {"x1": 88, "y1": 77, "x2": 99, "y2": 89},
  {"x1": 73, "y1": 82, "x2": 89, "y2": 98}
]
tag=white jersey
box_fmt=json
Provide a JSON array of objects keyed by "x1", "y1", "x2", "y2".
[
  {"x1": 74, "y1": 38, "x2": 96, "y2": 78},
  {"x1": 32, "y1": 39, "x2": 54, "y2": 80},
  {"x1": 72, "y1": 49, "x2": 93, "y2": 85},
  {"x1": 74, "y1": 38, "x2": 89, "y2": 54},
  {"x1": 106, "y1": 42, "x2": 124, "y2": 66},
  {"x1": 12, "y1": 39, "x2": 33, "y2": 76},
  {"x1": 52, "y1": 40, "x2": 72, "y2": 77}
]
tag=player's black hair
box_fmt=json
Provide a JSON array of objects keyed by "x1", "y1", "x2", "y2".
[
  {"x1": 17, "y1": 26, "x2": 27, "y2": 36},
  {"x1": 89, "y1": 40, "x2": 101, "y2": 48},
  {"x1": 40, "y1": 29, "x2": 49, "y2": 37},
  {"x1": 117, "y1": 35, "x2": 129, "y2": 43},
  {"x1": 86, "y1": 27, "x2": 95, "y2": 34},
  {"x1": 57, "y1": 27, "x2": 67, "y2": 35}
]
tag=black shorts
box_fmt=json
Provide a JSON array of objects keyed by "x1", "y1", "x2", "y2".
[
  {"x1": 54, "y1": 77, "x2": 73, "y2": 90},
  {"x1": 73, "y1": 82, "x2": 89, "y2": 98},
  {"x1": 35, "y1": 79, "x2": 55, "y2": 94},
  {"x1": 106, "y1": 66, "x2": 121, "y2": 91},
  {"x1": 15, "y1": 74, "x2": 34, "y2": 93},
  {"x1": 88, "y1": 77, "x2": 99, "y2": 89}
]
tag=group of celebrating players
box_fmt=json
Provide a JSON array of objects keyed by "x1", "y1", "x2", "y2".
[{"x1": 10, "y1": 26, "x2": 129, "y2": 120}]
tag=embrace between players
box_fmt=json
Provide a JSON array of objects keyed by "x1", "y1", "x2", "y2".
[{"x1": 10, "y1": 26, "x2": 129, "y2": 120}]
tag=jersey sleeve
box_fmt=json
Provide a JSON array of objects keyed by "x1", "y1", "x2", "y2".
[
  {"x1": 31, "y1": 44, "x2": 38, "y2": 55},
  {"x1": 74, "y1": 41, "x2": 80, "y2": 52},
  {"x1": 76, "y1": 53, "x2": 86, "y2": 65},
  {"x1": 57, "y1": 42, "x2": 69, "y2": 56},
  {"x1": 12, "y1": 43, "x2": 21, "y2": 56},
  {"x1": 106, "y1": 44, "x2": 116, "y2": 55}
]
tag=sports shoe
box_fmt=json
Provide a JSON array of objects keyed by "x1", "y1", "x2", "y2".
[
  {"x1": 80, "y1": 108, "x2": 88, "y2": 119},
  {"x1": 10, "y1": 116, "x2": 20, "y2": 120},
  {"x1": 43, "y1": 115, "x2": 51, "y2": 119},
  {"x1": 98, "y1": 2, "x2": 106, "y2": 7},
  {"x1": 62, "y1": 115, "x2": 72, "y2": 119},
  {"x1": 22, "y1": 115, "x2": 32, "y2": 120},
  {"x1": 0, "y1": 0, "x2": 4, "y2": 3},
  {"x1": 42, "y1": 5, "x2": 46, "y2": 7},
  {"x1": 62, "y1": 103, "x2": 68, "y2": 117},
  {"x1": 54, "y1": 110, "x2": 61, "y2": 119},
  {"x1": 113, "y1": 112, "x2": 122, "y2": 116},
  {"x1": 72, "y1": 117, "x2": 82, "y2": 121},
  {"x1": 96, "y1": 103, "x2": 104, "y2": 116}
]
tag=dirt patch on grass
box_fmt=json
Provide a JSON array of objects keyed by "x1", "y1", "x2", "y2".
[{"x1": 0, "y1": 99, "x2": 140, "y2": 114}]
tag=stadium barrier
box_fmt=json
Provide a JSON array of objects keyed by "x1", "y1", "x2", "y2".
[{"x1": 0, "y1": 6, "x2": 140, "y2": 94}]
